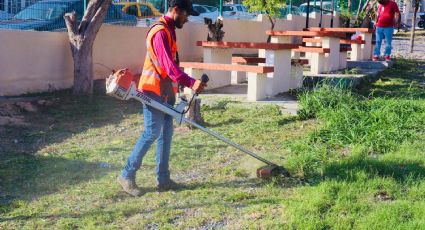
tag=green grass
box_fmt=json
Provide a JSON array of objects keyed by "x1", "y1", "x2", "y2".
[{"x1": 1, "y1": 59, "x2": 425, "y2": 229}]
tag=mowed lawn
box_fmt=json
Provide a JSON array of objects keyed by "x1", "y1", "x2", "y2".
[{"x1": 1, "y1": 58, "x2": 424, "y2": 229}]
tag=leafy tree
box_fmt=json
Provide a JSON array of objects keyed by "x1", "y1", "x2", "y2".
[{"x1": 243, "y1": 0, "x2": 286, "y2": 41}]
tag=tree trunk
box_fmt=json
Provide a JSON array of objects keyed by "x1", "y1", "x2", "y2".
[
  {"x1": 358, "y1": 0, "x2": 371, "y2": 26},
  {"x1": 359, "y1": 0, "x2": 377, "y2": 27},
  {"x1": 410, "y1": 0, "x2": 419, "y2": 53},
  {"x1": 346, "y1": 0, "x2": 352, "y2": 27},
  {"x1": 64, "y1": 0, "x2": 112, "y2": 96},
  {"x1": 266, "y1": 14, "x2": 275, "y2": 43},
  {"x1": 348, "y1": 0, "x2": 352, "y2": 12},
  {"x1": 355, "y1": 0, "x2": 362, "y2": 25},
  {"x1": 73, "y1": 47, "x2": 94, "y2": 94}
]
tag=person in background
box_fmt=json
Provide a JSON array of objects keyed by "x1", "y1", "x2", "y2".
[{"x1": 373, "y1": 0, "x2": 400, "y2": 61}]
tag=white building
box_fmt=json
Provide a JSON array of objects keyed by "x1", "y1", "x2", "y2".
[{"x1": 399, "y1": 0, "x2": 425, "y2": 27}]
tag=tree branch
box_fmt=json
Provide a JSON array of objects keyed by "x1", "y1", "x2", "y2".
[
  {"x1": 64, "y1": 11, "x2": 80, "y2": 57},
  {"x1": 64, "y1": 11, "x2": 78, "y2": 38},
  {"x1": 78, "y1": 0, "x2": 103, "y2": 35},
  {"x1": 84, "y1": 0, "x2": 112, "y2": 39}
]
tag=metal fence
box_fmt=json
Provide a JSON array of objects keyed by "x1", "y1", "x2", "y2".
[
  {"x1": 1, "y1": 0, "x2": 38, "y2": 14},
  {"x1": 0, "y1": 0, "x2": 144, "y2": 31}
]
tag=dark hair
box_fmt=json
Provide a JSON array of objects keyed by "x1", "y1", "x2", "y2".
[
  {"x1": 168, "y1": 0, "x2": 187, "y2": 10},
  {"x1": 167, "y1": 0, "x2": 200, "y2": 16},
  {"x1": 168, "y1": 0, "x2": 179, "y2": 8}
]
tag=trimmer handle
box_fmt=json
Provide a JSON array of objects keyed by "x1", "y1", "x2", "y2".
[
  {"x1": 194, "y1": 74, "x2": 209, "y2": 96},
  {"x1": 201, "y1": 74, "x2": 209, "y2": 84}
]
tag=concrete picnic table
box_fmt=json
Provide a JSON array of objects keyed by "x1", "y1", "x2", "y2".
[
  {"x1": 194, "y1": 41, "x2": 299, "y2": 97},
  {"x1": 266, "y1": 30, "x2": 346, "y2": 74},
  {"x1": 307, "y1": 27, "x2": 375, "y2": 61}
]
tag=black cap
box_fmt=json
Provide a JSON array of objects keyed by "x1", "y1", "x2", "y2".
[{"x1": 169, "y1": 0, "x2": 200, "y2": 16}]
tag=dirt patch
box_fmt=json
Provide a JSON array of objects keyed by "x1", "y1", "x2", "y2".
[
  {"x1": 0, "y1": 97, "x2": 59, "y2": 155},
  {"x1": 0, "y1": 98, "x2": 57, "y2": 126}
]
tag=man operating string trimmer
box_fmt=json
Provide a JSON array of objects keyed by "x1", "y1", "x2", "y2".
[{"x1": 117, "y1": 0, "x2": 206, "y2": 196}]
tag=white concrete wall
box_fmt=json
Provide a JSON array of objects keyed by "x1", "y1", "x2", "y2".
[
  {"x1": 0, "y1": 30, "x2": 74, "y2": 96},
  {"x1": 0, "y1": 13, "x2": 339, "y2": 96},
  {"x1": 93, "y1": 25, "x2": 149, "y2": 79}
]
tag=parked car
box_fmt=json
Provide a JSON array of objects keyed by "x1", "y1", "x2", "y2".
[
  {"x1": 113, "y1": 2, "x2": 161, "y2": 18},
  {"x1": 114, "y1": 1, "x2": 161, "y2": 27},
  {"x1": 222, "y1": 4, "x2": 257, "y2": 20},
  {"x1": 145, "y1": 0, "x2": 164, "y2": 13},
  {"x1": 203, "y1": 5, "x2": 218, "y2": 13},
  {"x1": 0, "y1": 0, "x2": 137, "y2": 31},
  {"x1": 189, "y1": 4, "x2": 219, "y2": 23},
  {"x1": 0, "y1": 10, "x2": 13, "y2": 20},
  {"x1": 278, "y1": 5, "x2": 302, "y2": 18},
  {"x1": 299, "y1": 1, "x2": 337, "y2": 17},
  {"x1": 419, "y1": 14, "x2": 425, "y2": 29}
]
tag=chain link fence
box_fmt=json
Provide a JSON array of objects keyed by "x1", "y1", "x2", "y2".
[{"x1": 0, "y1": 0, "x2": 149, "y2": 31}]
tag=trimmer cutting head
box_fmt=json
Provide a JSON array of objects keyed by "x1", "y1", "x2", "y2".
[{"x1": 256, "y1": 165, "x2": 291, "y2": 179}]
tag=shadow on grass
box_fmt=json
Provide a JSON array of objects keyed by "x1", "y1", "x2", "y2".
[
  {"x1": 0, "y1": 153, "x2": 117, "y2": 214},
  {"x1": 321, "y1": 157, "x2": 425, "y2": 183},
  {"x1": 1, "y1": 91, "x2": 141, "y2": 155},
  {"x1": 277, "y1": 116, "x2": 299, "y2": 126},
  {"x1": 357, "y1": 59, "x2": 425, "y2": 99},
  {"x1": 0, "y1": 209, "x2": 120, "y2": 223},
  {"x1": 203, "y1": 118, "x2": 244, "y2": 128},
  {"x1": 202, "y1": 100, "x2": 240, "y2": 112},
  {"x1": 0, "y1": 91, "x2": 142, "y2": 216},
  {"x1": 0, "y1": 178, "x2": 280, "y2": 223}
]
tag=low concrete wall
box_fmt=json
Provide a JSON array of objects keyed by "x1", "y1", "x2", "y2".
[
  {"x1": 0, "y1": 30, "x2": 73, "y2": 96},
  {"x1": 0, "y1": 13, "x2": 339, "y2": 96}
]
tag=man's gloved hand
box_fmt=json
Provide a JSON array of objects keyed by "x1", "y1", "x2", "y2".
[{"x1": 191, "y1": 79, "x2": 207, "y2": 93}]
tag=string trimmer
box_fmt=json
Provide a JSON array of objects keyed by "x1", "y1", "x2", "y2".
[{"x1": 105, "y1": 69, "x2": 290, "y2": 179}]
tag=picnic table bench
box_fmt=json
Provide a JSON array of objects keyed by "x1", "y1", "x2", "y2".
[
  {"x1": 180, "y1": 41, "x2": 300, "y2": 100},
  {"x1": 231, "y1": 57, "x2": 309, "y2": 65},
  {"x1": 230, "y1": 56, "x2": 309, "y2": 90},
  {"x1": 266, "y1": 30, "x2": 345, "y2": 74},
  {"x1": 301, "y1": 37, "x2": 356, "y2": 68},
  {"x1": 307, "y1": 27, "x2": 375, "y2": 60},
  {"x1": 180, "y1": 62, "x2": 274, "y2": 101}
]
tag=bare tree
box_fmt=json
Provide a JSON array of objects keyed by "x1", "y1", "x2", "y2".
[
  {"x1": 64, "y1": 0, "x2": 112, "y2": 95},
  {"x1": 409, "y1": 0, "x2": 420, "y2": 53}
]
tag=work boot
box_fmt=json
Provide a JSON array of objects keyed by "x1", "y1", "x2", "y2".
[
  {"x1": 157, "y1": 179, "x2": 182, "y2": 191},
  {"x1": 117, "y1": 175, "x2": 143, "y2": 197}
]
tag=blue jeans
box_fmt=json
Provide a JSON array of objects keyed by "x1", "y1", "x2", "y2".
[
  {"x1": 374, "y1": 27, "x2": 394, "y2": 57},
  {"x1": 121, "y1": 93, "x2": 174, "y2": 185}
]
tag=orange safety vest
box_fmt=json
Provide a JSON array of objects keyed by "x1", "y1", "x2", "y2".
[{"x1": 138, "y1": 17, "x2": 178, "y2": 98}]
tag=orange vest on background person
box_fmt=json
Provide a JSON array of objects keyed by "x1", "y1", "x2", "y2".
[{"x1": 138, "y1": 17, "x2": 178, "y2": 99}]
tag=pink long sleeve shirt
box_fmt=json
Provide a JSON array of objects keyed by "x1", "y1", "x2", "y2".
[{"x1": 151, "y1": 16, "x2": 196, "y2": 88}]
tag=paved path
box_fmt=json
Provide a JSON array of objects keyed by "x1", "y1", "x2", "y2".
[{"x1": 391, "y1": 31, "x2": 425, "y2": 60}]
